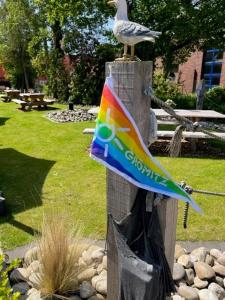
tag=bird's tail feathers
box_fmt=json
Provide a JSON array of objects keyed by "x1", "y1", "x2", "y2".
[
  {"x1": 143, "y1": 36, "x2": 155, "y2": 43},
  {"x1": 149, "y1": 30, "x2": 162, "y2": 37}
]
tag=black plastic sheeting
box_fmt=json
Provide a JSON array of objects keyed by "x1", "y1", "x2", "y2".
[{"x1": 108, "y1": 188, "x2": 175, "y2": 300}]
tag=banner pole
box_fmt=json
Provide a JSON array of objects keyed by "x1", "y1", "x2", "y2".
[{"x1": 105, "y1": 61, "x2": 178, "y2": 299}]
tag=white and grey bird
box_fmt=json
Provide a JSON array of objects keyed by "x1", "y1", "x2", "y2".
[{"x1": 108, "y1": 0, "x2": 161, "y2": 60}]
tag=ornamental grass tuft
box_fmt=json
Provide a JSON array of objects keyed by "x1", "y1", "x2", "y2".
[{"x1": 37, "y1": 212, "x2": 88, "y2": 299}]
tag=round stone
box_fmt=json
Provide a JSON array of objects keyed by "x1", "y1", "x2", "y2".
[
  {"x1": 194, "y1": 276, "x2": 208, "y2": 289},
  {"x1": 12, "y1": 282, "x2": 30, "y2": 295},
  {"x1": 28, "y1": 272, "x2": 41, "y2": 289},
  {"x1": 217, "y1": 255, "x2": 225, "y2": 267},
  {"x1": 80, "y1": 281, "x2": 96, "y2": 299},
  {"x1": 102, "y1": 255, "x2": 107, "y2": 270},
  {"x1": 9, "y1": 268, "x2": 29, "y2": 283},
  {"x1": 185, "y1": 268, "x2": 195, "y2": 285},
  {"x1": 199, "y1": 289, "x2": 219, "y2": 300},
  {"x1": 205, "y1": 255, "x2": 214, "y2": 266},
  {"x1": 178, "y1": 285, "x2": 199, "y2": 300},
  {"x1": 213, "y1": 265, "x2": 225, "y2": 277},
  {"x1": 91, "y1": 249, "x2": 105, "y2": 264},
  {"x1": 215, "y1": 276, "x2": 224, "y2": 288},
  {"x1": 96, "y1": 294, "x2": 106, "y2": 299},
  {"x1": 178, "y1": 255, "x2": 193, "y2": 269},
  {"x1": 191, "y1": 247, "x2": 208, "y2": 263},
  {"x1": 97, "y1": 263, "x2": 104, "y2": 274},
  {"x1": 96, "y1": 278, "x2": 107, "y2": 295},
  {"x1": 24, "y1": 247, "x2": 39, "y2": 266},
  {"x1": 210, "y1": 249, "x2": 223, "y2": 260},
  {"x1": 172, "y1": 295, "x2": 185, "y2": 300},
  {"x1": 208, "y1": 282, "x2": 225, "y2": 300},
  {"x1": 177, "y1": 280, "x2": 187, "y2": 287},
  {"x1": 194, "y1": 262, "x2": 215, "y2": 280},
  {"x1": 92, "y1": 270, "x2": 107, "y2": 289},
  {"x1": 82, "y1": 250, "x2": 93, "y2": 265},
  {"x1": 27, "y1": 260, "x2": 42, "y2": 275},
  {"x1": 173, "y1": 263, "x2": 186, "y2": 281},
  {"x1": 26, "y1": 288, "x2": 42, "y2": 300},
  {"x1": 175, "y1": 245, "x2": 187, "y2": 260},
  {"x1": 78, "y1": 267, "x2": 97, "y2": 283}
]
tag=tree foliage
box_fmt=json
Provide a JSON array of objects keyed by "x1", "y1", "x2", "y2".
[
  {"x1": 0, "y1": 255, "x2": 21, "y2": 300},
  {"x1": 126, "y1": 0, "x2": 225, "y2": 71},
  {"x1": 0, "y1": 0, "x2": 37, "y2": 89},
  {"x1": 0, "y1": 0, "x2": 224, "y2": 99}
]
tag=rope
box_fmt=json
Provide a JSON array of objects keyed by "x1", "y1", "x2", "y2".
[
  {"x1": 168, "y1": 125, "x2": 185, "y2": 157},
  {"x1": 144, "y1": 87, "x2": 225, "y2": 143}
]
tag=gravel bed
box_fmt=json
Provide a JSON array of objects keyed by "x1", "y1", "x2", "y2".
[{"x1": 47, "y1": 109, "x2": 96, "y2": 123}]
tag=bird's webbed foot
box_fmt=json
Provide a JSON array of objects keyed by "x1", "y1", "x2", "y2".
[
  {"x1": 130, "y1": 56, "x2": 141, "y2": 61},
  {"x1": 115, "y1": 54, "x2": 132, "y2": 61}
]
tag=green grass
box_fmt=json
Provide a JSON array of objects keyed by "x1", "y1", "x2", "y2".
[{"x1": 0, "y1": 101, "x2": 225, "y2": 249}]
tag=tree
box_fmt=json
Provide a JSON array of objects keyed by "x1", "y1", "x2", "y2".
[
  {"x1": 0, "y1": 0, "x2": 37, "y2": 89},
  {"x1": 108, "y1": 0, "x2": 225, "y2": 72},
  {"x1": 28, "y1": 0, "x2": 112, "y2": 101}
]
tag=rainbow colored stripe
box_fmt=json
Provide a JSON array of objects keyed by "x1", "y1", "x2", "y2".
[{"x1": 91, "y1": 76, "x2": 202, "y2": 213}]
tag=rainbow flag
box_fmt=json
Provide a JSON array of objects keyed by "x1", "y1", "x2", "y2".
[{"x1": 90, "y1": 76, "x2": 202, "y2": 213}]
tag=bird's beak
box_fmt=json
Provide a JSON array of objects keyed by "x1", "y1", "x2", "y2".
[{"x1": 107, "y1": 0, "x2": 116, "y2": 6}]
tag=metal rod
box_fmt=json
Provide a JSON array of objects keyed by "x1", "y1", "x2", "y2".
[{"x1": 192, "y1": 189, "x2": 225, "y2": 197}]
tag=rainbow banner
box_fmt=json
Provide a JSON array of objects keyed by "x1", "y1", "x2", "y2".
[{"x1": 90, "y1": 76, "x2": 202, "y2": 213}]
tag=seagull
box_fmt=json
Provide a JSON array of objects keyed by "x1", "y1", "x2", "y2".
[{"x1": 108, "y1": 0, "x2": 161, "y2": 60}]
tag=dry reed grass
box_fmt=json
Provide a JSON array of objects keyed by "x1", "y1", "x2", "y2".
[
  {"x1": 37, "y1": 213, "x2": 89, "y2": 299},
  {"x1": 168, "y1": 125, "x2": 185, "y2": 157}
]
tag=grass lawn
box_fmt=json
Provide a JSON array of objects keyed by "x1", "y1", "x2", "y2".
[{"x1": 0, "y1": 101, "x2": 225, "y2": 249}]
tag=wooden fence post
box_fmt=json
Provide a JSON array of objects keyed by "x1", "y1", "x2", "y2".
[{"x1": 106, "y1": 61, "x2": 178, "y2": 300}]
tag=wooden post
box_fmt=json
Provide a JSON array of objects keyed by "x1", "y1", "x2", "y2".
[{"x1": 106, "y1": 61, "x2": 178, "y2": 300}]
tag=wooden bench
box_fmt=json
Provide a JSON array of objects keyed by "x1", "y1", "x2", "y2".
[
  {"x1": 83, "y1": 128, "x2": 225, "y2": 140},
  {"x1": 156, "y1": 130, "x2": 225, "y2": 139},
  {"x1": 12, "y1": 99, "x2": 28, "y2": 110},
  {"x1": 12, "y1": 98, "x2": 55, "y2": 110},
  {"x1": 157, "y1": 119, "x2": 178, "y2": 125},
  {"x1": 1, "y1": 95, "x2": 9, "y2": 102}
]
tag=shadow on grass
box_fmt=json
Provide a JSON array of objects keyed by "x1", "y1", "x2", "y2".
[
  {"x1": 0, "y1": 117, "x2": 10, "y2": 126},
  {"x1": 0, "y1": 148, "x2": 56, "y2": 236}
]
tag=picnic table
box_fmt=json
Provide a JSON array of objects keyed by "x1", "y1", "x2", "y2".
[
  {"x1": 2, "y1": 89, "x2": 20, "y2": 102},
  {"x1": 153, "y1": 109, "x2": 225, "y2": 122},
  {"x1": 12, "y1": 93, "x2": 54, "y2": 110},
  {"x1": 85, "y1": 108, "x2": 225, "y2": 145},
  {"x1": 88, "y1": 107, "x2": 225, "y2": 121}
]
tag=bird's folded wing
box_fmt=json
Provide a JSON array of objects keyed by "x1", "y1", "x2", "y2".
[{"x1": 118, "y1": 21, "x2": 160, "y2": 37}]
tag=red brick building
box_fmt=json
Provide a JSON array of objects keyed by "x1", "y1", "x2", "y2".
[
  {"x1": 0, "y1": 65, "x2": 10, "y2": 87},
  {"x1": 177, "y1": 50, "x2": 225, "y2": 93},
  {"x1": 0, "y1": 66, "x2": 5, "y2": 79}
]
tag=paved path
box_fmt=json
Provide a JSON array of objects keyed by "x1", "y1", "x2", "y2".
[
  {"x1": 5, "y1": 239, "x2": 106, "y2": 262},
  {"x1": 5, "y1": 240, "x2": 225, "y2": 262}
]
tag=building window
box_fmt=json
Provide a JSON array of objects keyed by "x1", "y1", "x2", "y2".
[{"x1": 202, "y1": 49, "x2": 223, "y2": 89}]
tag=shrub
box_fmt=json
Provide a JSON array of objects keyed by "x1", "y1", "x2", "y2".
[
  {"x1": 37, "y1": 213, "x2": 88, "y2": 298},
  {"x1": 173, "y1": 93, "x2": 196, "y2": 109},
  {"x1": 204, "y1": 86, "x2": 225, "y2": 113},
  {"x1": 153, "y1": 72, "x2": 196, "y2": 109},
  {"x1": 0, "y1": 254, "x2": 21, "y2": 300},
  {"x1": 153, "y1": 72, "x2": 181, "y2": 101},
  {"x1": 69, "y1": 44, "x2": 116, "y2": 105}
]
